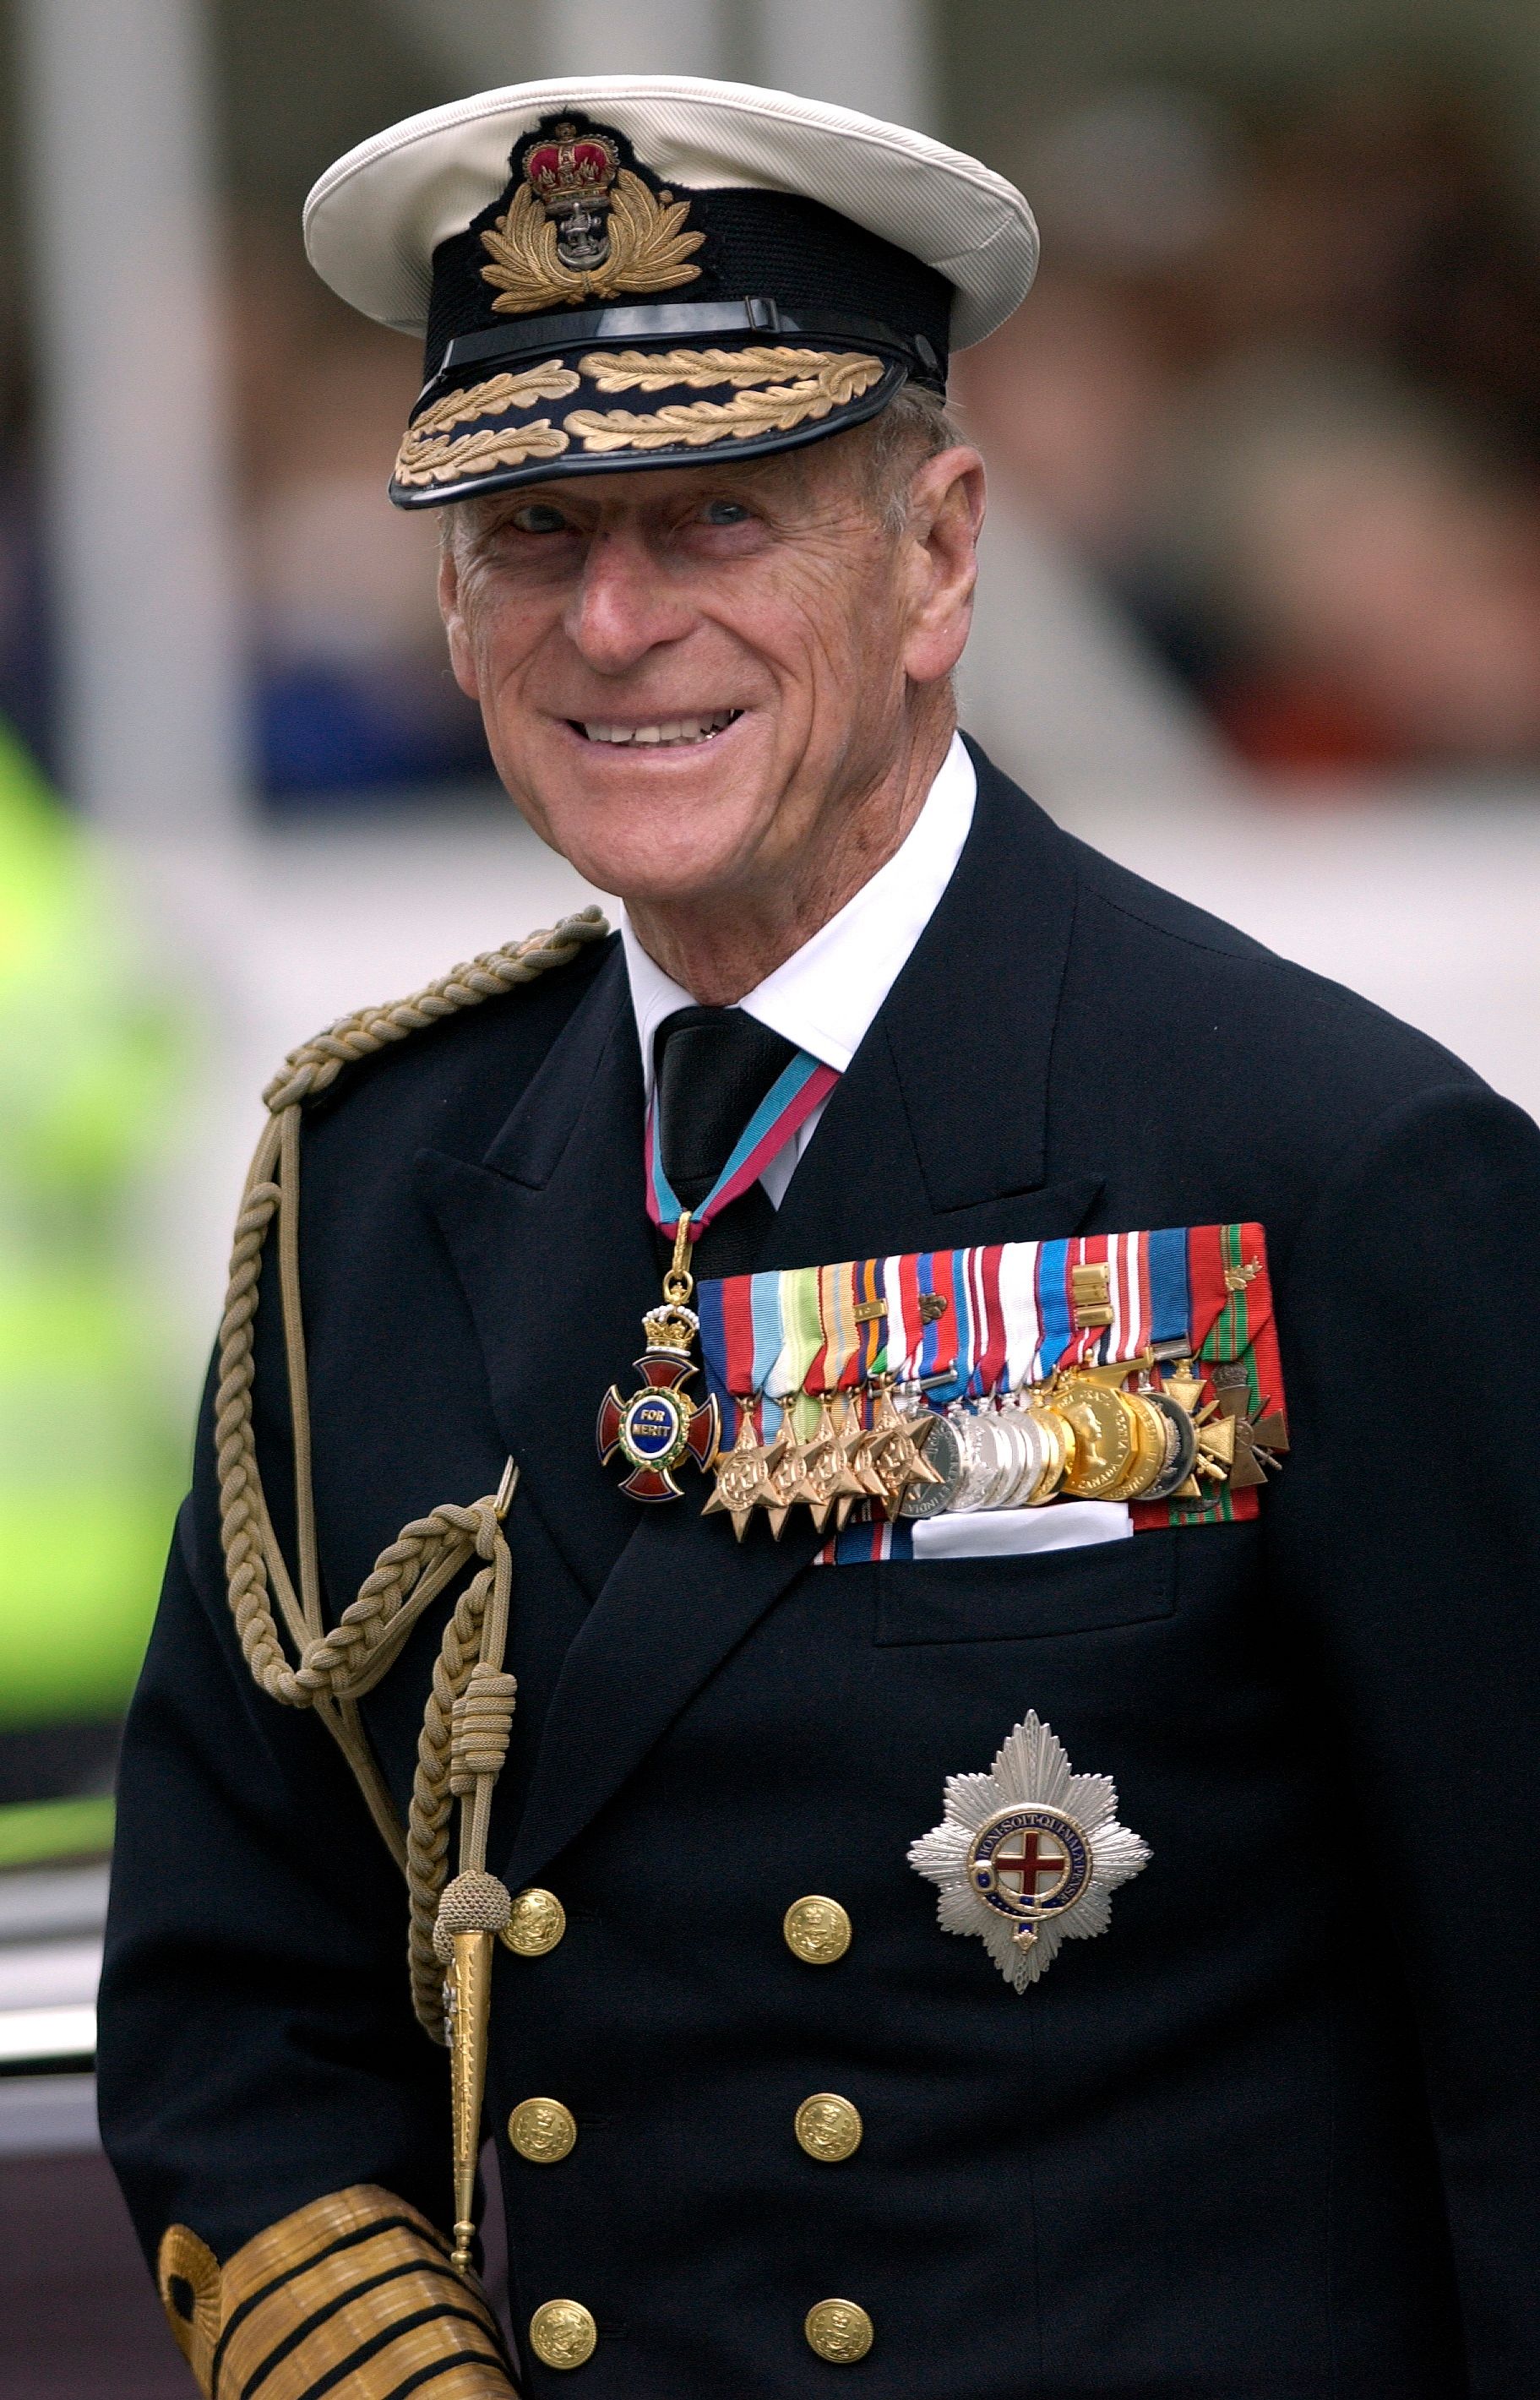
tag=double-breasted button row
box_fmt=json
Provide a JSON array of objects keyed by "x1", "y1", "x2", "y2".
[
  {"x1": 786, "y1": 1897, "x2": 871, "y2": 2354},
  {"x1": 518, "y1": 1891, "x2": 873, "y2": 2365},
  {"x1": 527, "y1": 2297, "x2": 875, "y2": 2371},
  {"x1": 511, "y1": 2089, "x2": 864, "y2": 2170}
]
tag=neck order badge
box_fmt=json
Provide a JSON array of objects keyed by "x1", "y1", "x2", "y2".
[{"x1": 596, "y1": 1045, "x2": 838, "y2": 1499}]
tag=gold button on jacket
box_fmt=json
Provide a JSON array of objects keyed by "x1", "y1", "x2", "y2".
[
  {"x1": 502, "y1": 1886, "x2": 567, "y2": 1956},
  {"x1": 783, "y1": 1896, "x2": 852, "y2": 1963},
  {"x1": 795, "y1": 2092, "x2": 863, "y2": 2163},
  {"x1": 805, "y1": 2299, "x2": 874, "y2": 2363},
  {"x1": 530, "y1": 2299, "x2": 597, "y2": 2370},
  {"x1": 509, "y1": 2097, "x2": 577, "y2": 2163}
]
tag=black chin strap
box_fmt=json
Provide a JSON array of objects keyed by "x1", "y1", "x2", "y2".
[{"x1": 419, "y1": 297, "x2": 944, "y2": 406}]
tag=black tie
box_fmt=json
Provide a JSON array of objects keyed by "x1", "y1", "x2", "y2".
[{"x1": 654, "y1": 1006, "x2": 798, "y2": 1281}]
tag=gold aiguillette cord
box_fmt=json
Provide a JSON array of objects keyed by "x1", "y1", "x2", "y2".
[{"x1": 433, "y1": 1456, "x2": 520, "y2": 2278}]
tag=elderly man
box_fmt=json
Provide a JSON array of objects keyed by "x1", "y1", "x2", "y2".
[{"x1": 99, "y1": 75, "x2": 1539, "y2": 2400}]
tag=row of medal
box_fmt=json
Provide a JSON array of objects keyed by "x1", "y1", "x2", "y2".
[{"x1": 703, "y1": 1349, "x2": 1260, "y2": 1540}]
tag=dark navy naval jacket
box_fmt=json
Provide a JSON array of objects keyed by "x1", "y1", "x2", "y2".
[{"x1": 101, "y1": 744, "x2": 1540, "y2": 2397}]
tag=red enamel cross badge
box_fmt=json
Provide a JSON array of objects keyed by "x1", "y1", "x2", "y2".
[
  {"x1": 989, "y1": 1824, "x2": 1075, "y2": 1907},
  {"x1": 597, "y1": 1338, "x2": 720, "y2": 1502}
]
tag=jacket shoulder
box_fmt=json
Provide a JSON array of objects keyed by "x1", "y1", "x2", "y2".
[
  {"x1": 288, "y1": 912, "x2": 617, "y2": 1159},
  {"x1": 961, "y1": 746, "x2": 1493, "y2": 1224},
  {"x1": 1064, "y1": 826, "x2": 1479, "y2": 1104}
]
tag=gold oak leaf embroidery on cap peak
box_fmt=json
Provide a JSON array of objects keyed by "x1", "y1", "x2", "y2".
[
  {"x1": 568, "y1": 353, "x2": 884, "y2": 454},
  {"x1": 578, "y1": 345, "x2": 868, "y2": 393},
  {"x1": 481, "y1": 171, "x2": 705, "y2": 316},
  {"x1": 394, "y1": 363, "x2": 580, "y2": 487},
  {"x1": 395, "y1": 420, "x2": 569, "y2": 487}
]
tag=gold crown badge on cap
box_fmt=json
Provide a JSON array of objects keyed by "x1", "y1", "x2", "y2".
[{"x1": 479, "y1": 117, "x2": 705, "y2": 317}]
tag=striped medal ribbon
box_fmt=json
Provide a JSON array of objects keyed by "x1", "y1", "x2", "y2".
[
  {"x1": 694, "y1": 1223, "x2": 1287, "y2": 1544},
  {"x1": 644, "y1": 1048, "x2": 839, "y2": 1244},
  {"x1": 700, "y1": 1232, "x2": 1196, "y2": 1417}
]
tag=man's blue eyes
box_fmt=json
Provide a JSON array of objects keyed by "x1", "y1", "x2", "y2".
[{"x1": 510, "y1": 502, "x2": 752, "y2": 534}]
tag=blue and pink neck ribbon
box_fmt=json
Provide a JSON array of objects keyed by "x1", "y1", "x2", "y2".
[{"x1": 645, "y1": 1046, "x2": 839, "y2": 1242}]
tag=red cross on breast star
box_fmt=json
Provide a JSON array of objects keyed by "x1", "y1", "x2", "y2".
[{"x1": 993, "y1": 1827, "x2": 1069, "y2": 1902}]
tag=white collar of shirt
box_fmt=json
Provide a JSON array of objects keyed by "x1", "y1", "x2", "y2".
[{"x1": 620, "y1": 731, "x2": 976, "y2": 1204}]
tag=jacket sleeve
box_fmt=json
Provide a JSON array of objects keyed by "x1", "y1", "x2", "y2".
[
  {"x1": 96, "y1": 1366, "x2": 515, "y2": 2397},
  {"x1": 1269, "y1": 1079, "x2": 1540, "y2": 2392}
]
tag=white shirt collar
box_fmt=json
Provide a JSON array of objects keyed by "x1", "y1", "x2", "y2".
[{"x1": 621, "y1": 730, "x2": 977, "y2": 1097}]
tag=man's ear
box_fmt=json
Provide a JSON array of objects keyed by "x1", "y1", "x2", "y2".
[
  {"x1": 901, "y1": 445, "x2": 987, "y2": 688},
  {"x1": 437, "y1": 528, "x2": 480, "y2": 700}
]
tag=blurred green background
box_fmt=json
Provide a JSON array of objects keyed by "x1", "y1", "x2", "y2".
[{"x1": 0, "y1": 726, "x2": 183, "y2": 1866}]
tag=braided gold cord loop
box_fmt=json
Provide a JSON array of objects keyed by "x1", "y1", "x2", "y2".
[
  {"x1": 261, "y1": 913, "x2": 607, "y2": 1112},
  {"x1": 450, "y1": 1666, "x2": 519, "y2": 1795},
  {"x1": 210, "y1": 907, "x2": 608, "y2": 2038},
  {"x1": 406, "y1": 1557, "x2": 492, "y2": 2038}
]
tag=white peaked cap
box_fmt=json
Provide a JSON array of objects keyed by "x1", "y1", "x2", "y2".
[{"x1": 304, "y1": 73, "x2": 1039, "y2": 351}]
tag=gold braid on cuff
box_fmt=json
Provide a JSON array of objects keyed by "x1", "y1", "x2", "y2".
[{"x1": 157, "y1": 2185, "x2": 514, "y2": 2400}]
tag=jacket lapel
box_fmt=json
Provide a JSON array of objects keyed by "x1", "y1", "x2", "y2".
[
  {"x1": 766, "y1": 743, "x2": 1102, "y2": 1262},
  {"x1": 499, "y1": 751, "x2": 1107, "y2": 1887},
  {"x1": 416, "y1": 942, "x2": 661, "y2": 1601}
]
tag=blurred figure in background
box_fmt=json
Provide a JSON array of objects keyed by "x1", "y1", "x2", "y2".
[
  {"x1": 231, "y1": 222, "x2": 494, "y2": 804},
  {"x1": 0, "y1": 723, "x2": 183, "y2": 1857},
  {"x1": 960, "y1": 70, "x2": 1540, "y2": 781},
  {"x1": 8, "y1": 53, "x2": 1540, "y2": 803}
]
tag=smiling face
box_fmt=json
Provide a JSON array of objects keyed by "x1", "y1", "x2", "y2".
[{"x1": 437, "y1": 416, "x2": 984, "y2": 957}]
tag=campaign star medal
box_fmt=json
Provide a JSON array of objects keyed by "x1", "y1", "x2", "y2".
[
  {"x1": 597, "y1": 1215, "x2": 721, "y2": 1501},
  {"x1": 703, "y1": 1401, "x2": 787, "y2": 1541},
  {"x1": 909, "y1": 1713, "x2": 1150, "y2": 1992},
  {"x1": 789, "y1": 1395, "x2": 868, "y2": 1535},
  {"x1": 757, "y1": 1392, "x2": 868, "y2": 1537},
  {"x1": 853, "y1": 1380, "x2": 944, "y2": 1521}
]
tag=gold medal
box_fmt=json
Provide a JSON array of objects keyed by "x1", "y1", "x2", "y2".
[
  {"x1": 1105, "y1": 1393, "x2": 1171, "y2": 1501},
  {"x1": 1020, "y1": 1389, "x2": 1075, "y2": 1502},
  {"x1": 1055, "y1": 1378, "x2": 1137, "y2": 1498},
  {"x1": 702, "y1": 1402, "x2": 781, "y2": 1541},
  {"x1": 796, "y1": 1395, "x2": 868, "y2": 1534}
]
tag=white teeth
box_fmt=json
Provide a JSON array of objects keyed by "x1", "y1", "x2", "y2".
[{"x1": 579, "y1": 710, "x2": 739, "y2": 746}]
